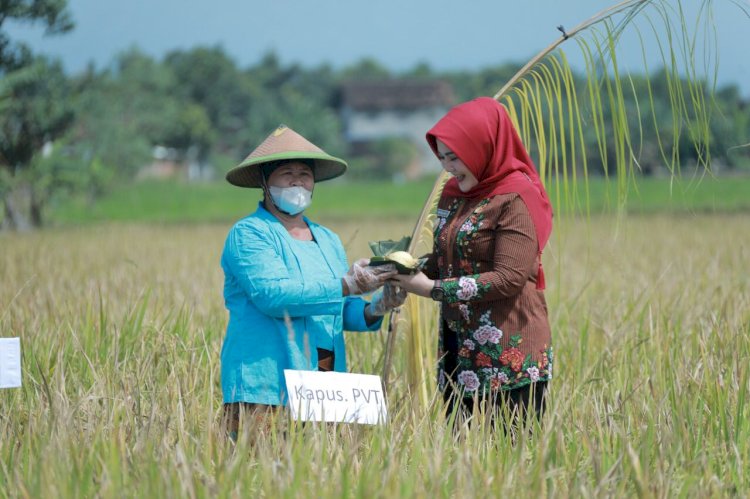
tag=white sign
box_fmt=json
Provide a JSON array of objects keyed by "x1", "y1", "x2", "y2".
[
  {"x1": 0, "y1": 337, "x2": 21, "y2": 389},
  {"x1": 284, "y1": 370, "x2": 388, "y2": 425}
]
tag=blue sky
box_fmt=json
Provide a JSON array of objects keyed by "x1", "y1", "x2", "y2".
[{"x1": 7, "y1": 0, "x2": 750, "y2": 96}]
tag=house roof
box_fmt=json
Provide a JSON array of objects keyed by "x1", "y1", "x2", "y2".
[{"x1": 340, "y1": 79, "x2": 455, "y2": 111}]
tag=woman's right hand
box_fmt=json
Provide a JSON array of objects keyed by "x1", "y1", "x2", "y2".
[
  {"x1": 389, "y1": 270, "x2": 435, "y2": 298},
  {"x1": 343, "y1": 258, "x2": 397, "y2": 295}
]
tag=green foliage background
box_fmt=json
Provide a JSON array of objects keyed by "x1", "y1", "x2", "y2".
[{"x1": 2, "y1": 0, "x2": 750, "y2": 229}]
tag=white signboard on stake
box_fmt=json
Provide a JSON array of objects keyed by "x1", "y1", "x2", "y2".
[
  {"x1": 284, "y1": 370, "x2": 387, "y2": 425},
  {"x1": 0, "y1": 337, "x2": 21, "y2": 389}
]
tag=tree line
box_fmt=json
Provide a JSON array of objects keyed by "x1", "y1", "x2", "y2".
[{"x1": 1, "y1": 1, "x2": 749, "y2": 229}]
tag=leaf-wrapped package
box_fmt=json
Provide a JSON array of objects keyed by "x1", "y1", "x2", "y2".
[{"x1": 368, "y1": 236, "x2": 426, "y2": 274}]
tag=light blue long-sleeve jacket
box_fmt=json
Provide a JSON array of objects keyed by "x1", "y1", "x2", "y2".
[{"x1": 220, "y1": 202, "x2": 382, "y2": 406}]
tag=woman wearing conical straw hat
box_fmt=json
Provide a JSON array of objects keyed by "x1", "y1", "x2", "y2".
[
  {"x1": 221, "y1": 125, "x2": 405, "y2": 439},
  {"x1": 392, "y1": 98, "x2": 553, "y2": 433}
]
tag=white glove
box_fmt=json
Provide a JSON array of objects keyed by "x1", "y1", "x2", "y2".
[
  {"x1": 343, "y1": 258, "x2": 397, "y2": 295},
  {"x1": 369, "y1": 282, "x2": 408, "y2": 316}
]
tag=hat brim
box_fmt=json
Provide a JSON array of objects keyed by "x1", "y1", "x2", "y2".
[{"x1": 225, "y1": 151, "x2": 348, "y2": 188}]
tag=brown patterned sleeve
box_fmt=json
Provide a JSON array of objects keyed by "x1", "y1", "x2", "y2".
[{"x1": 442, "y1": 195, "x2": 538, "y2": 303}]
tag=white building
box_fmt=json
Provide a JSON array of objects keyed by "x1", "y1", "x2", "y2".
[{"x1": 339, "y1": 80, "x2": 455, "y2": 178}]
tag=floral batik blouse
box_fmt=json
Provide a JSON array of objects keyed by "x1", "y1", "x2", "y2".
[{"x1": 422, "y1": 193, "x2": 553, "y2": 396}]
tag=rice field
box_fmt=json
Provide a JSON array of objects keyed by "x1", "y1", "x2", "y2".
[{"x1": 1, "y1": 213, "x2": 749, "y2": 497}]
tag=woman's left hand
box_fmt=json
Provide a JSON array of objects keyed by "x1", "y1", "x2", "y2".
[{"x1": 390, "y1": 271, "x2": 434, "y2": 298}]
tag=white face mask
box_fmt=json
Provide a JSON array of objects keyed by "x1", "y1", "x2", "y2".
[{"x1": 268, "y1": 185, "x2": 312, "y2": 215}]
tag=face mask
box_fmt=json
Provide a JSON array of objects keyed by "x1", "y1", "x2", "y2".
[{"x1": 268, "y1": 185, "x2": 312, "y2": 215}]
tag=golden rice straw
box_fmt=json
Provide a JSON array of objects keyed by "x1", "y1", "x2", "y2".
[{"x1": 381, "y1": 0, "x2": 658, "y2": 399}]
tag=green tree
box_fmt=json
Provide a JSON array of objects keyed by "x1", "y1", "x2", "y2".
[
  {"x1": 0, "y1": 57, "x2": 73, "y2": 228},
  {"x1": 0, "y1": 0, "x2": 73, "y2": 70},
  {"x1": 164, "y1": 48, "x2": 345, "y2": 164},
  {"x1": 69, "y1": 48, "x2": 215, "y2": 187},
  {"x1": 347, "y1": 137, "x2": 417, "y2": 181},
  {"x1": 65, "y1": 63, "x2": 152, "y2": 183},
  {"x1": 404, "y1": 61, "x2": 434, "y2": 78},
  {"x1": 235, "y1": 52, "x2": 344, "y2": 160},
  {"x1": 710, "y1": 85, "x2": 750, "y2": 171},
  {"x1": 446, "y1": 64, "x2": 522, "y2": 101},
  {"x1": 340, "y1": 57, "x2": 392, "y2": 80},
  {"x1": 164, "y1": 46, "x2": 245, "y2": 155},
  {"x1": 0, "y1": 0, "x2": 74, "y2": 229}
]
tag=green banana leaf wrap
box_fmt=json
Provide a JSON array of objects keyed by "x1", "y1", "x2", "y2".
[{"x1": 368, "y1": 236, "x2": 426, "y2": 275}]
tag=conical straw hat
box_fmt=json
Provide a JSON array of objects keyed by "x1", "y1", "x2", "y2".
[{"x1": 226, "y1": 125, "x2": 348, "y2": 188}]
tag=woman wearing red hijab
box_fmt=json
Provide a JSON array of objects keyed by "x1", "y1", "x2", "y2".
[{"x1": 392, "y1": 97, "x2": 553, "y2": 427}]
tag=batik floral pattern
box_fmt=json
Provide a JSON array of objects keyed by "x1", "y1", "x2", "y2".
[
  {"x1": 457, "y1": 371, "x2": 480, "y2": 391},
  {"x1": 434, "y1": 198, "x2": 489, "y2": 279},
  {"x1": 472, "y1": 312, "x2": 503, "y2": 345},
  {"x1": 454, "y1": 199, "x2": 489, "y2": 263},
  {"x1": 433, "y1": 196, "x2": 553, "y2": 395},
  {"x1": 449, "y1": 329, "x2": 553, "y2": 394},
  {"x1": 458, "y1": 303, "x2": 470, "y2": 321},
  {"x1": 435, "y1": 199, "x2": 496, "y2": 303},
  {"x1": 443, "y1": 309, "x2": 553, "y2": 394}
]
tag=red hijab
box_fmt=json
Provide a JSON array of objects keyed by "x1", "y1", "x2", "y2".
[{"x1": 426, "y1": 97, "x2": 553, "y2": 289}]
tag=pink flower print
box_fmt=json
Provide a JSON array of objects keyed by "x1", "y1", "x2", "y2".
[
  {"x1": 488, "y1": 328, "x2": 502, "y2": 344},
  {"x1": 460, "y1": 220, "x2": 474, "y2": 232},
  {"x1": 473, "y1": 327, "x2": 488, "y2": 345},
  {"x1": 456, "y1": 276, "x2": 478, "y2": 300},
  {"x1": 475, "y1": 324, "x2": 502, "y2": 345},
  {"x1": 457, "y1": 371, "x2": 480, "y2": 392},
  {"x1": 490, "y1": 370, "x2": 508, "y2": 391},
  {"x1": 463, "y1": 339, "x2": 476, "y2": 351},
  {"x1": 459, "y1": 303, "x2": 470, "y2": 321},
  {"x1": 526, "y1": 366, "x2": 540, "y2": 382}
]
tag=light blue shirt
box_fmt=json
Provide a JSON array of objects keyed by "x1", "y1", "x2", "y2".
[
  {"x1": 220, "y1": 202, "x2": 382, "y2": 406},
  {"x1": 288, "y1": 238, "x2": 337, "y2": 350}
]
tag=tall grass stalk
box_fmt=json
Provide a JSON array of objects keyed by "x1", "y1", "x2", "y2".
[
  {"x1": 1, "y1": 216, "x2": 749, "y2": 495},
  {"x1": 388, "y1": 0, "x2": 735, "y2": 409}
]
